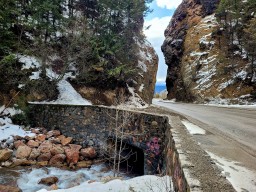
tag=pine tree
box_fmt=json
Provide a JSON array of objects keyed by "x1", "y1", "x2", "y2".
[{"x1": 244, "y1": 18, "x2": 256, "y2": 75}]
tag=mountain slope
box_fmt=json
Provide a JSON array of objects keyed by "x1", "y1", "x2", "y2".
[{"x1": 0, "y1": 0, "x2": 158, "y2": 107}]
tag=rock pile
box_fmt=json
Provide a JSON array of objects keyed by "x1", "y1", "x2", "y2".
[{"x1": 0, "y1": 128, "x2": 97, "y2": 169}]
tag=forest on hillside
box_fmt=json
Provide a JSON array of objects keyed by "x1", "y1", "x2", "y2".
[
  {"x1": 216, "y1": 0, "x2": 256, "y2": 79},
  {"x1": 0, "y1": 0, "x2": 152, "y2": 107}
]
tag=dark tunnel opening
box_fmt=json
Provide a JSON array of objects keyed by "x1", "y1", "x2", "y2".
[{"x1": 106, "y1": 138, "x2": 145, "y2": 176}]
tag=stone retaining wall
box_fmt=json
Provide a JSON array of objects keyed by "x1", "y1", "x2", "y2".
[{"x1": 29, "y1": 104, "x2": 189, "y2": 191}]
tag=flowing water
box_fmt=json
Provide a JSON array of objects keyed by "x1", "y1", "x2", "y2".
[{"x1": 0, "y1": 164, "x2": 131, "y2": 192}]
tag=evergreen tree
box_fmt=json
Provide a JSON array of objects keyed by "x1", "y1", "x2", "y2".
[{"x1": 244, "y1": 18, "x2": 256, "y2": 74}]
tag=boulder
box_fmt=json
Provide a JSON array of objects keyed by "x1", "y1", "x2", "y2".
[
  {"x1": 31, "y1": 128, "x2": 41, "y2": 134},
  {"x1": 62, "y1": 172, "x2": 89, "y2": 188},
  {"x1": 37, "y1": 152, "x2": 52, "y2": 162},
  {"x1": 48, "y1": 137, "x2": 61, "y2": 144},
  {"x1": 16, "y1": 146, "x2": 32, "y2": 159},
  {"x1": 28, "y1": 148, "x2": 40, "y2": 160},
  {"x1": 61, "y1": 137, "x2": 73, "y2": 146},
  {"x1": 80, "y1": 147, "x2": 96, "y2": 159},
  {"x1": 76, "y1": 160, "x2": 92, "y2": 168},
  {"x1": 49, "y1": 154, "x2": 66, "y2": 165},
  {"x1": 50, "y1": 145, "x2": 64, "y2": 156},
  {"x1": 50, "y1": 184, "x2": 58, "y2": 190},
  {"x1": 69, "y1": 144, "x2": 82, "y2": 151},
  {"x1": 24, "y1": 135, "x2": 34, "y2": 141},
  {"x1": 0, "y1": 149, "x2": 13, "y2": 162},
  {"x1": 12, "y1": 158, "x2": 36, "y2": 166},
  {"x1": 0, "y1": 185, "x2": 21, "y2": 192},
  {"x1": 36, "y1": 161, "x2": 48, "y2": 166},
  {"x1": 65, "y1": 148, "x2": 79, "y2": 165},
  {"x1": 57, "y1": 135, "x2": 65, "y2": 141},
  {"x1": 27, "y1": 140, "x2": 39, "y2": 148},
  {"x1": 38, "y1": 141, "x2": 53, "y2": 153},
  {"x1": 14, "y1": 141, "x2": 26, "y2": 149},
  {"x1": 38, "y1": 176, "x2": 59, "y2": 186},
  {"x1": 35, "y1": 134, "x2": 46, "y2": 142},
  {"x1": 47, "y1": 130, "x2": 61, "y2": 138},
  {"x1": 13, "y1": 136, "x2": 23, "y2": 141},
  {"x1": 1, "y1": 161, "x2": 13, "y2": 167}
]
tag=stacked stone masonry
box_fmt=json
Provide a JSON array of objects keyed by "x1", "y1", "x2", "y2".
[{"x1": 29, "y1": 104, "x2": 189, "y2": 191}]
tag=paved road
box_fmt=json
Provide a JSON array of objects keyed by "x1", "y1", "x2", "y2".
[{"x1": 152, "y1": 99, "x2": 256, "y2": 154}]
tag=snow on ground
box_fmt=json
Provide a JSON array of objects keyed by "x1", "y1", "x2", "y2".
[
  {"x1": 30, "y1": 78, "x2": 92, "y2": 105},
  {"x1": 36, "y1": 174, "x2": 172, "y2": 192},
  {"x1": 118, "y1": 85, "x2": 148, "y2": 108},
  {"x1": 205, "y1": 97, "x2": 256, "y2": 108},
  {"x1": 19, "y1": 55, "x2": 41, "y2": 70},
  {"x1": 139, "y1": 84, "x2": 144, "y2": 92},
  {"x1": 0, "y1": 106, "x2": 35, "y2": 142},
  {"x1": 207, "y1": 151, "x2": 256, "y2": 192},
  {"x1": 29, "y1": 71, "x2": 41, "y2": 80},
  {"x1": 181, "y1": 120, "x2": 206, "y2": 135},
  {"x1": 153, "y1": 98, "x2": 176, "y2": 103},
  {"x1": 18, "y1": 54, "x2": 92, "y2": 105}
]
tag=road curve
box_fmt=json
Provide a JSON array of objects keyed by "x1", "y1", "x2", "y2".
[{"x1": 152, "y1": 99, "x2": 256, "y2": 154}]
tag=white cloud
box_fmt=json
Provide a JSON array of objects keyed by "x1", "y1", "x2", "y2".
[
  {"x1": 156, "y1": 0, "x2": 182, "y2": 9},
  {"x1": 144, "y1": 16, "x2": 171, "y2": 83},
  {"x1": 144, "y1": 16, "x2": 171, "y2": 40}
]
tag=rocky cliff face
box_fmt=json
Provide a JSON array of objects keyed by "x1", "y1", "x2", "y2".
[
  {"x1": 162, "y1": 0, "x2": 256, "y2": 104},
  {"x1": 162, "y1": 0, "x2": 219, "y2": 101}
]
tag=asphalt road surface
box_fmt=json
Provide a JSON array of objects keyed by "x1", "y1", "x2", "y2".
[{"x1": 152, "y1": 99, "x2": 256, "y2": 156}]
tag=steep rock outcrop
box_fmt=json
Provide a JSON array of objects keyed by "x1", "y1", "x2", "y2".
[
  {"x1": 134, "y1": 40, "x2": 159, "y2": 104},
  {"x1": 162, "y1": 0, "x2": 256, "y2": 103},
  {"x1": 162, "y1": 0, "x2": 219, "y2": 101}
]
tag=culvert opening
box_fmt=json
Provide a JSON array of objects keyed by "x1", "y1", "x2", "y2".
[{"x1": 105, "y1": 138, "x2": 145, "y2": 176}]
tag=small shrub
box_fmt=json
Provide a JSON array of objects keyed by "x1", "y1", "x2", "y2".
[{"x1": 11, "y1": 113, "x2": 29, "y2": 126}]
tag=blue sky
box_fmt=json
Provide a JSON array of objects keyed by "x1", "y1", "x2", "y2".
[{"x1": 144, "y1": 0, "x2": 182, "y2": 85}]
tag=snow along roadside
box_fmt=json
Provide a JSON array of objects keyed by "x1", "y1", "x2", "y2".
[
  {"x1": 37, "y1": 175, "x2": 172, "y2": 192},
  {"x1": 206, "y1": 151, "x2": 256, "y2": 192}
]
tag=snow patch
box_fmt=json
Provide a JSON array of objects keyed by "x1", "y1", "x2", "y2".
[
  {"x1": 181, "y1": 120, "x2": 206, "y2": 135},
  {"x1": 138, "y1": 61, "x2": 147, "y2": 72},
  {"x1": 118, "y1": 85, "x2": 148, "y2": 108},
  {"x1": 218, "y1": 80, "x2": 234, "y2": 91},
  {"x1": 36, "y1": 175, "x2": 172, "y2": 192},
  {"x1": 30, "y1": 77, "x2": 92, "y2": 105},
  {"x1": 0, "y1": 106, "x2": 35, "y2": 142},
  {"x1": 207, "y1": 151, "x2": 256, "y2": 192},
  {"x1": 29, "y1": 71, "x2": 41, "y2": 80},
  {"x1": 234, "y1": 70, "x2": 247, "y2": 80},
  {"x1": 190, "y1": 51, "x2": 208, "y2": 57},
  {"x1": 205, "y1": 99, "x2": 256, "y2": 108},
  {"x1": 139, "y1": 84, "x2": 144, "y2": 92},
  {"x1": 19, "y1": 55, "x2": 41, "y2": 70}
]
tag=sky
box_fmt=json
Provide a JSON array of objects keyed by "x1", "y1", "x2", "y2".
[{"x1": 144, "y1": 0, "x2": 182, "y2": 85}]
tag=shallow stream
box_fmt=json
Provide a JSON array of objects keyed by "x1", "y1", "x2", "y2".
[{"x1": 0, "y1": 164, "x2": 131, "y2": 192}]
